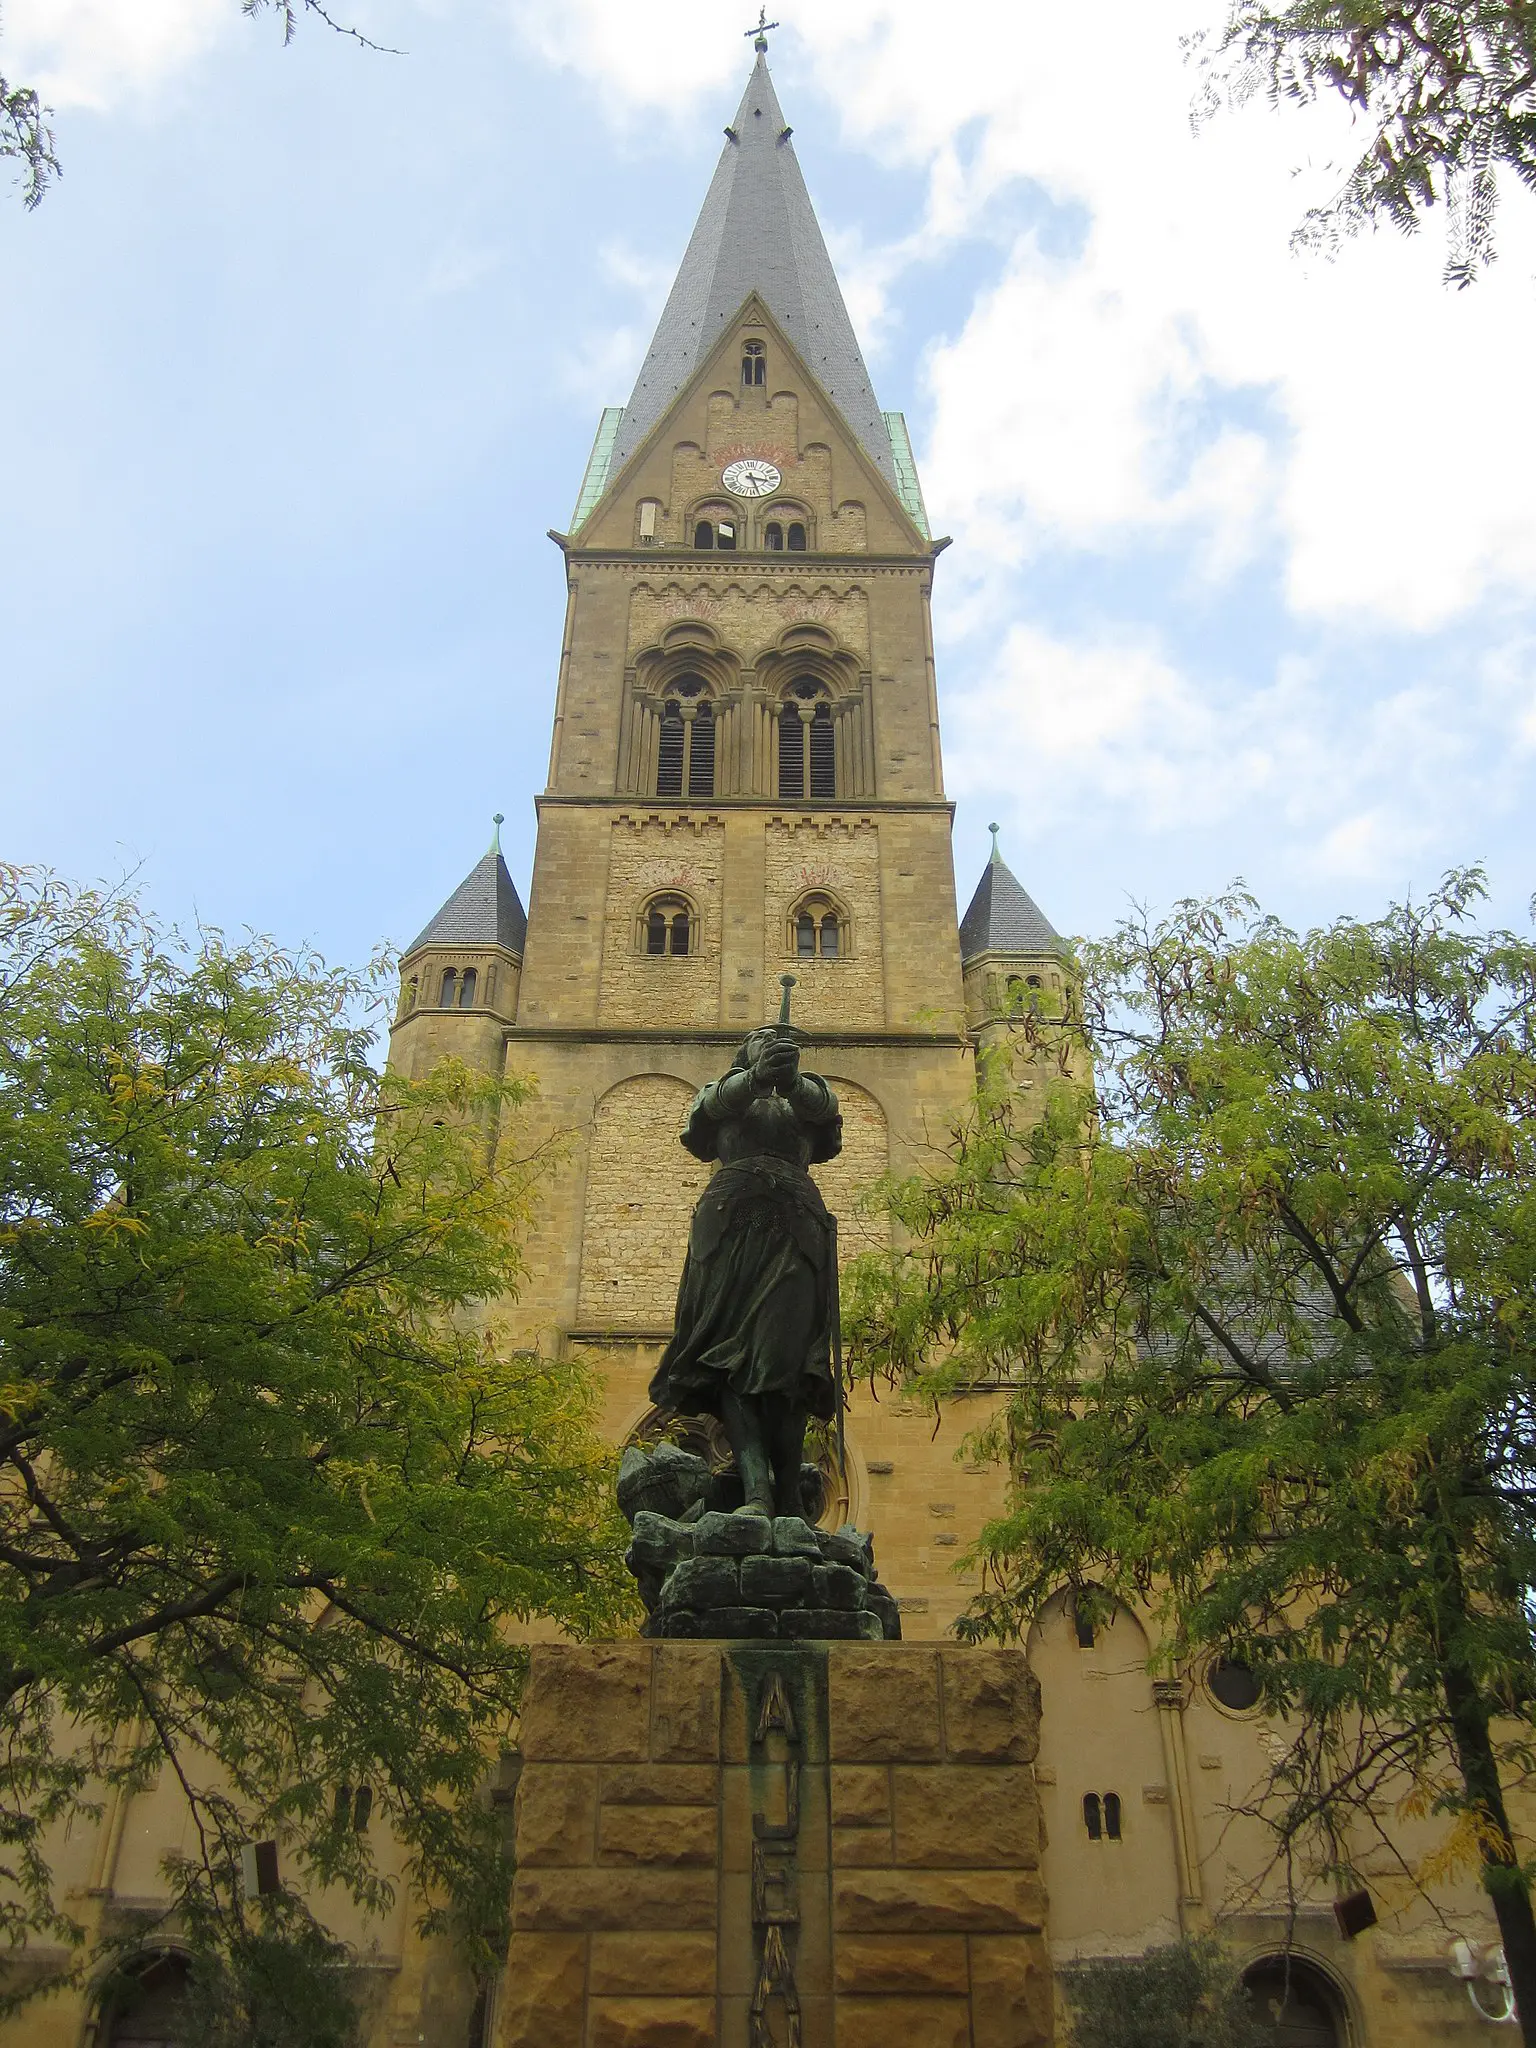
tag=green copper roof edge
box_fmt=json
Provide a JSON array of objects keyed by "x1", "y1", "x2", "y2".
[
  {"x1": 883, "y1": 411, "x2": 930, "y2": 540},
  {"x1": 571, "y1": 407, "x2": 625, "y2": 531}
]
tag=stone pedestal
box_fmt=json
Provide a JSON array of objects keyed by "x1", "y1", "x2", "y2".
[{"x1": 498, "y1": 1641, "x2": 1052, "y2": 2048}]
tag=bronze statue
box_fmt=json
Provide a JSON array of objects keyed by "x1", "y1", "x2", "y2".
[{"x1": 649, "y1": 980, "x2": 841, "y2": 1516}]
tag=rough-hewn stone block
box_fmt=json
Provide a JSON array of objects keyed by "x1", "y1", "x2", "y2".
[
  {"x1": 832, "y1": 1824, "x2": 892, "y2": 1867},
  {"x1": 833, "y1": 1869, "x2": 1046, "y2": 1934},
  {"x1": 520, "y1": 1645, "x2": 652, "y2": 1763},
  {"x1": 650, "y1": 1646, "x2": 721, "y2": 1762},
  {"x1": 597, "y1": 1802, "x2": 719, "y2": 1866},
  {"x1": 835, "y1": 1998, "x2": 969, "y2": 2048},
  {"x1": 833, "y1": 1934, "x2": 969, "y2": 1995},
  {"x1": 495, "y1": 1934, "x2": 585, "y2": 2048},
  {"x1": 513, "y1": 1765, "x2": 598, "y2": 1867},
  {"x1": 969, "y1": 1935, "x2": 1054, "y2": 2048},
  {"x1": 830, "y1": 1765, "x2": 890, "y2": 1825},
  {"x1": 892, "y1": 1766, "x2": 1039, "y2": 1868},
  {"x1": 601, "y1": 1764, "x2": 718, "y2": 1807},
  {"x1": 812, "y1": 1562, "x2": 867, "y2": 1610},
  {"x1": 740, "y1": 1554, "x2": 814, "y2": 1605},
  {"x1": 512, "y1": 1868, "x2": 718, "y2": 1933},
  {"x1": 828, "y1": 1647, "x2": 941, "y2": 1761},
  {"x1": 588, "y1": 1933, "x2": 718, "y2": 1998},
  {"x1": 588, "y1": 1996, "x2": 716, "y2": 2048},
  {"x1": 939, "y1": 1649, "x2": 1039, "y2": 1764}
]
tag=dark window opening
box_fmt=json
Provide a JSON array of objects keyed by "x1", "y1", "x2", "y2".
[
  {"x1": 765, "y1": 522, "x2": 784, "y2": 550},
  {"x1": 688, "y1": 701, "x2": 715, "y2": 798},
  {"x1": 457, "y1": 968, "x2": 477, "y2": 1008},
  {"x1": 787, "y1": 522, "x2": 807, "y2": 550},
  {"x1": 332, "y1": 1783, "x2": 350, "y2": 1828},
  {"x1": 1103, "y1": 1792, "x2": 1122, "y2": 1840},
  {"x1": 1075, "y1": 1608, "x2": 1096, "y2": 1649},
  {"x1": 671, "y1": 912, "x2": 691, "y2": 957},
  {"x1": 743, "y1": 342, "x2": 766, "y2": 386},
  {"x1": 796, "y1": 913, "x2": 816, "y2": 958},
  {"x1": 809, "y1": 702, "x2": 835, "y2": 797},
  {"x1": 694, "y1": 521, "x2": 714, "y2": 550},
  {"x1": 1208, "y1": 1657, "x2": 1263, "y2": 1712},
  {"x1": 716, "y1": 520, "x2": 737, "y2": 552},
  {"x1": 778, "y1": 710, "x2": 805, "y2": 799},
  {"x1": 646, "y1": 909, "x2": 668, "y2": 955},
  {"x1": 820, "y1": 914, "x2": 840, "y2": 959},
  {"x1": 1082, "y1": 1793, "x2": 1102, "y2": 1841},
  {"x1": 438, "y1": 969, "x2": 457, "y2": 1008},
  {"x1": 656, "y1": 706, "x2": 685, "y2": 797},
  {"x1": 103, "y1": 1950, "x2": 192, "y2": 2048}
]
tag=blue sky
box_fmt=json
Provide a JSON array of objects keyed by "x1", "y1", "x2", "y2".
[{"x1": 3, "y1": 0, "x2": 1534, "y2": 975}]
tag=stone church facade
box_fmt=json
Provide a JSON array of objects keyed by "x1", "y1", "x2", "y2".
[{"x1": 24, "y1": 41, "x2": 1511, "y2": 2048}]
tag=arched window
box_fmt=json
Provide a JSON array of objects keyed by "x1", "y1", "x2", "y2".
[
  {"x1": 796, "y1": 912, "x2": 816, "y2": 958},
  {"x1": 787, "y1": 521, "x2": 807, "y2": 551},
  {"x1": 656, "y1": 702, "x2": 685, "y2": 797},
  {"x1": 399, "y1": 975, "x2": 418, "y2": 1019},
  {"x1": 688, "y1": 699, "x2": 715, "y2": 798},
  {"x1": 716, "y1": 516, "x2": 737, "y2": 551},
  {"x1": 765, "y1": 522, "x2": 784, "y2": 551},
  {"x1": 1103, "y1": 1792, "x2": 1122, "y2": 1840},
  {"x1": 788, "y1": 893, "x2": 846, "y2": 960},
  {"x1": 438, "y1": 968, "x2": 457, "y2": 1008},
  {"x1": 457, "y1": 967, "x2": 477, "y2": 1007},
  {"x1": 640, "y1": 895, "x2": 693, "y2": 958},
  {"x1": 778, "y1": 703, "x2": 805, "y2": 799},
  {"x1": 809, "y1": 702, "x2": 835, "y2": 797},
  {"x1": 820, "y1": 913, "x2": 839, "y2": 959},
  {"x1": 694, "y1": 521, "x2": 714, "y2": 550},
  {"x1": 1082, "y1": 1793, "x2": 1102, "y2": 1841},
  {"x1": 101, "y1": 1950, "x2": 192, "y2": 2047},
  {"x1": 778, "y1": 679, "x2": 836, "y2": 800},
  {"x1": 742, "y1": 341, "x2": 766, "y2": 386},
  {"x1": 656, "y1": 679, "x2": 714, "y2": 800}
]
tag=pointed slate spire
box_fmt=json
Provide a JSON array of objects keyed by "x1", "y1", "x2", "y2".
[
  {"x1": 608, "y1": 50, "x2": 895, "y2": 487},
  {"x1": 405, "y1": 819, "x2": 528, "y2": 958},
  {"x1": 959, "y1": 828, "x2": 1063, "y2": 960}
]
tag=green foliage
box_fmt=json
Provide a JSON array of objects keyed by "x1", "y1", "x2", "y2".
[
  {"x1": 1062, "y1": 1937, "x2": 1265, "y2": 2048},
  {"x1": 0, "y1": 865, "x2": 631, "y2": 2002},
  {"x1": 848, "y1": 869, "x2": 1536, "y2": 2026},
  {"x1": 1198, "y1": 2, "x2": 1536, "y2": 282}
]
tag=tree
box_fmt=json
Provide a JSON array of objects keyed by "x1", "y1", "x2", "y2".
[
  {"x1": 1061, "y1": 1936, "x2": 1265, "y2": 2048},
  {"x1": 847, "y1": 870, "x2": 1536, "y2": 2042},
  {"x1": 0, "y1": 865, "x2": 630, "y2": 2006},
  {"x1": 1198, "y1": 2, "x2": 1536, "y2": 284},
  {"x1": 0, "y1": 0, "x2": 385, "y2": 211}
]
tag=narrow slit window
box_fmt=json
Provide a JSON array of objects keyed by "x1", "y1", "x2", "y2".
[
  {"x1": 688, "y1": 701, "x2": 715, "y2": 798},
  {"x1": 796, "y1": 913, "x2": 816, "y2": 958},
  {"x1": 333, "y1": 1784, "x2": 352, "y2": 1828},
  {"x1": 809, "y1": 702, "x2": 836, "y2": 797},
  {"x1": 646, "y1": 909, "x2": 668, "y2": 955},
  {"x1": 457, "y1": 967, "x2": 477, "y2": 1008},
  {"x1": 765, "y1": 522, "x2": 784, "y2": 551},
  {"x1": 401, "y1": 976, "x2": 418, "y2": 1017},
  {"x1": 1103, "y1": 1793, "x2": 1122, "y2": 1841},
  {"x1": 656, "y1": 705, "x2": 685, "y2": 797},
  {"x1": 1075, "y1": 1608, "x2": 1096, "y2": 1649},
  {"x1": 778, "y1": 711, "x2": 805, "y2": 799},
  {"x1": 352, "y1": 1785, "x2": 373, "y2": 1832},
  {"x1": 1083, "y1": 1793, "x2": 1102, "y2": 1841},
  {"x1": 820, "y1": 914, "x2": 840, "y2": 959},
  {"x1": 694, "y1": 521, "x2": 714, "y2": 550},
  {"x1": 742, "y1": 341, "x2": 766, "y2": 386},
  {"x1": 438, "y1": 969, "x2": 457, "y2": 1008},
  {"x1": 787, "y1": 522, "x2": 807, "y2": 551}
]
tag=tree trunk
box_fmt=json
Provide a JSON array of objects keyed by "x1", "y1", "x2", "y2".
[{"x1": 1443, "y1": 1658, "x2": 1536, "y2": 2044}]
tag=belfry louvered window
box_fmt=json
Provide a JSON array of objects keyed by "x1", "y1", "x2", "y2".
[
  {"x1": 778, "y1": 684, "x2": 837, "y2": 800},
  {"x1": 688, "y1": 700, "x2": 714, "y2": 797},
  {"x1": 656, "y1": 680, "x2": 713, "y2": 800},
  {"x1": 809, "y1": 703, "x2": 835, "y2": 797},
  {"x1": 778, "y1": 706, "x2": 804, "y2": 799},
  {"x1": 656, "y1": 704, "x2": 685, "y2": 796}
]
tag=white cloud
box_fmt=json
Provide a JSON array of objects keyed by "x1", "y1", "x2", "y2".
[{"x1": 3, "y1": 0, "x2": 230, "y2": 109}]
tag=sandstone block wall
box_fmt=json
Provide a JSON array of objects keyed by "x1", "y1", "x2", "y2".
[{"x1": 498, "y1": 1640, "x2": 1051, "y2": 2048}]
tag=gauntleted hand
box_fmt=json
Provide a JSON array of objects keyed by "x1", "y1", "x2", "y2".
[{"x1": 751, "y1": 1038, "x2": 800, "y2": 1096}]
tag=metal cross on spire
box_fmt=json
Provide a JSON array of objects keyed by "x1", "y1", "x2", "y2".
[{"x1": 745, "y1": 6, "x2": 779, "y2": 53}]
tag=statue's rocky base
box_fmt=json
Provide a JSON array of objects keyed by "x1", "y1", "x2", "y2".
[{"x1": 618, "y1": 1442, "x2": 901, "y2": 1642}]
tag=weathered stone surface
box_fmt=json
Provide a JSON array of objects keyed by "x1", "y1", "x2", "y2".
[
  {"x1": 770, "y1": 1515, "x2": 824, "y2": 1558},
  {"x1": 820, "y1": 1527, "x2": 875, "y2": 1573},
  {"x1": 866, "y1": 1584, "x2": 902, "y2": 1642},
  {"x1": 969, "y1": 1935, "x2": 1054, "y2": 2048},
  {"x1": 650, "y1": 1646, "x2": 721, "y2": 1762},
  {"x1": 667, "y1": 1555, "x2": 741, "y2": 1609},
  {"x1": 833, "y1": 1869, "x2": 1047, "y2": 1934},
  {"x1": 513, "y1": 1765, "x2": 597, "y2": 1867},
  {"x1": 831, "y1": 1823, "x2": 892, "y2": 1866},
  {"x1": 520, "y1": 1644, "x2": 652, "y2": 1763},
  {"x1": 892, "y1": 1766, "x2": 1039, "y2": 1868},
  {"x1": 812, "y1": 1562, "x2": 867, "y2": 1610},
  {"x1": 828, "y1": 1647, "x2": 942, "y2": 1761},
  {"x1": 495, "y1": 1934, "x2": 585, "y2": 2048},
  {"x1": 588, "y1": 1932, "x2": 718, "y2": 1998},
  {"x1": 833, "y1": 1933, "x2": 969, "y2": 1995},
  {"x1": 830, "y1": 1765, "x2": 890, "y2": 1825},
  {"x1": 597, "y1": 1802, "x2": 719, "y2": 1866},
  {"x1": 588, "y1": 1997, "x2": 716, "y2": 2048},
  {"x1": 513, "y1": 1868, "x2": 717, "y2": 1933},
  {"x1": 939, "y1": 1648, "x2": 1039, "y2": 1764},
  {"x1": 835, "y1": 1998, "x2": 970, "y2": 2048},
  {"x1": 661, "y1": 1605, "x2": 779, "y2": 1640},
  {"x1": 617, "y1": 1442, "x2": 713, "y2": 1525},
  {"x1": 740, "y1": 1553, "x2": 814, "y2": 1605},
  {"x1": 600, "y1": 1764, "x2": 718, "y2": 1807},
  {"x1": 693, "y1": 1510, "x2": 773, "y2": 1555},
  {"x1": 779, "y1": 1607, "x2": 870, "y2": 1640}
]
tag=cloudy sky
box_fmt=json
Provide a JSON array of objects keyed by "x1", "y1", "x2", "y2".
[{"x1": 3, "y1": 0, "x2": 1534, "y2": 970}]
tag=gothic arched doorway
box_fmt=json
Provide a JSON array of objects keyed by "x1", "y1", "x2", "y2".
[
  {"x1": 100, "y1": 1950, "x2": 191, "y2": 2048},
  {"x1": 1242, "y1": 1954, "x2": 1347, "y2": 2047}
]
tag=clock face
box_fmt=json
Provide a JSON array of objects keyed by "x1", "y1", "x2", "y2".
[{"x1": 721, "y1": 458, "x2": 781, "y2": 499}]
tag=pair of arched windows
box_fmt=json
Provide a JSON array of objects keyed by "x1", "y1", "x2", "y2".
[
  {"x1": 764, "y1": 520, "x2": 807, "y2": 551},
  {"x1": 643, "y1": 896, "x2": 692, "y2": 957},
  {"x1": 694, "y1": 517, "x2": 738, "y2": 551},
  {"x1": 743, "y1": 341, "x2": 766, "y2": 387},
  {"x1": 1083, "y1": 1791, "x2": 1122, "y2": 1841},
  {"x1": 692, "y1": 514, "x2": 806, "y2": 551},
  {"x1": 438, "y1": 967, "x2": 477, "y2": 1008},
  {"x1": 656, "y1": 680, "x2": 715, "y2": 798},
  {"x1": 795, "y1": 902, "x2": 842, "y2": 959},
  {"x1": 779, "y1": 683, "x2": 836, "y2": 799}
]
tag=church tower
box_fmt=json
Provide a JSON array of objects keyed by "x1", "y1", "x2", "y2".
[{"x1": 391, "y1": 39, "x2": 1062, "y2": 1637}]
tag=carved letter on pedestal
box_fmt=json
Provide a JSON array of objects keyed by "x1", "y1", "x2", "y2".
[{"x1": 750, "y1": 1670, "x2": 803, "y2": 2048}]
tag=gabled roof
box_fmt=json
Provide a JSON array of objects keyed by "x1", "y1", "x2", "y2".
[
  {"x1": 960, "y1": 831, "x2": 1064, "y2": 961},
  {"x1": 405, "y1": 829, "x2": 527, "y2": 959},
  {"x1": 608, "y1": 51, "x2": 895, "y2": 489}
]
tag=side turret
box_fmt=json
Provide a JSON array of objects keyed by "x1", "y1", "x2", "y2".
[
  {"x1": 390, "y1": 816, "x2": 526, "y2": 1080},
  {"x1": 959, "y1": 826, "x2": 1070, "y2": 1059}
]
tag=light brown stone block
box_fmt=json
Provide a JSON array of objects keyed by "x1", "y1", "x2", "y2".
[
  {"x1": 588, "y1": 1997, "x2": 716, "y2": 2048},
  {"x1": 512, "y1": 1868, "x2": 717, "y2": 1932},
  {"x1": 652, "y1": 1645, "x2": 722, "y2": 1762},
  {"x1": 598, "y1": 1803, "x2": 719, "y2": 1866},
  {"x1": 832, "y1": 1824, "x2": 892, "y2": 1867},
  {"x1": 830, "y1": 1766, "x2": 890, "y2": 1825},
  {"x1": 513, "y1": 1765, "x2": 597, "y2": 1867},
  {"x1": 495, "y1": 1934, "x2": 585, "y2": 2048},
  {"x1": 969, "y1": 1935, "x2": 1053, "y2": 2048},
  {"x1": 893, "y1": 1766, "x2": 1039, "y2": 1868},
  {"x1": 939, "y1": 1649, "x2": 1039, "y2": 1764},
  {"x1": 601, "y1": 1764, "x2": 718, "y2": 1807},
  {"x1": 828, "y1": 1647, "x2": 941, "y2": 1762},
  {"x1": 833, "y1": 1934, "x2": 969, "y2": 1994},
  {"x1": 833, "y1": 1869, "x2": 1047, "y2": 1934},
  {"x1": 589, "y1": 1932, "x2": 718, "y2": 1998},
  {"x1": 835, "y1": 1998, "x2": 970, "y2": 2048},
  {"x1": 520, "y1": 1644, "x2": 652, "y2": 1763}
]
